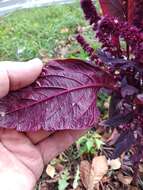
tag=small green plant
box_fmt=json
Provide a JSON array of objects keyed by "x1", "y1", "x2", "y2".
[
  {"x1": 97, "y1": 92, "x2": 110, "y2": 116},
  {"x1": 77, "y1": 132, "x2": 104, "y2": 155},
  {"x1": 58, "y1": 169, "x2": 70, "y2": 190}
]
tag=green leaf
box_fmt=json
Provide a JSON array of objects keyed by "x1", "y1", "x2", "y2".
[
  {"x1": 90, "y1": 148, "x2": 96, "y2": 154},
  {"x1": 58, "y1": 179, "x2": 69, "y2": 190},
  {"x1": 76, "y1": 136, "x2": 87, "y2": 145},
  {"x1": 79, "y1": 146, "x2": 87, "y2": 155},
  {"x1": 58, "y1": 170, "x2": 69, "y2": 190},
  {"x1": 95, "y1": 138, "x2": 104, "y2": 150},
  {"x1": 94, "y1": 133, "x2": 102, "y2": 138},
  {"x1": 86, "y1": 139, "x2": 94, "y2": 152},
  {"x1": 73, "y1": 166, "x2": 80, "y2": 189}
]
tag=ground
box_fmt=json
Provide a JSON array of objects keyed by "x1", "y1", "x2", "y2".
[
  {"x1": 0, "y1": 2, "x2": 85, "y2": 61},
  {"x1": 0, "y1": 2, "x2": 143, "y2": 190}
]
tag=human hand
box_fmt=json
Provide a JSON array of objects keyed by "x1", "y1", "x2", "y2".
[{"x1": 0, "y1": 59, "x2": 86, "y2": 190}]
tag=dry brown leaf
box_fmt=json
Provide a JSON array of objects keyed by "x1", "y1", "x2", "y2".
[
  {"x1": 60, "y1": 47, "x2": 69, "y2": 58},
  {"x1": 102, "y1": 176, "x2": 110, "y2": 184},
  {"x1": 60, "y1": 28, "x2": 69, "y2": 33},
  {"x1": 55, "y1": 163, "x2": 64, "y2": 173},
  {"x1": 42, "y1": 57, "x2": 49, "y2": 65},
  {"x1": 130, "y1": 186, "x2": 138, "y2": 190},
  {"x1": 77, "y1": 25, "x2": 92, "y2": 33},
  {"x1": 117, "y1": 173, "x2": 133, "y2": 185},
  {"x1": 108, "y1": 158, "x2": 121, "y2": 170},
  {"x1": 39, "y1": 49, "x2": 48, "y2": 57},
  {"x1": 46, "y1": 164, "x2": 56, "y2": 178},
  {"x1": 38, "y1": 181, "x2": 49, "y2": 190},
  {"x1": 80, "y1": 160, "x2": 91, "y2": 189},
  {"x1": 104, "y1": 102, "x2": 109, "y2": 109},
  {"x1": 88, "y1": 156, "x2": 108, "y2": 190},
  {"x1": 75, "y1": 187, "x2": 82, "y2": 190}
]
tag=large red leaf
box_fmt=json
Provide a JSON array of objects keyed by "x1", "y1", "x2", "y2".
[
  {"x1": 99, "y1": 0, "x2": 126, "y2": 21},
  {"x1": 99, "y1": 0, "x2": 136, "y2": 24},
  {"x1": 0, "y1": 59, "x2": 114, "y2": 132}
]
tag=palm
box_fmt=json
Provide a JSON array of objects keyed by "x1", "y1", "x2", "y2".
[
  {"x1": 0, "y1": 129, "x2": 42, "y2": 189},
  {"x1": 0, "y1": 128, "x2": 85, "y2": 189}
]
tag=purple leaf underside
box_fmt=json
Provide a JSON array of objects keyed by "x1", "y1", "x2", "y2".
[
  {"x1": 101, "y1": 112, "x2": 133, "y2": 127},
  {"x1": 112, "y1": 131, "x2": 136, "y2": 159},
  {"x1": 0, "y1": 59, "x2": 114, "y2": 132}
]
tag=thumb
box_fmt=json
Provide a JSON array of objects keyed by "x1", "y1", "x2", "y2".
[{"x1": 0, "y1": 58, "x2": 43, "y2": 98}]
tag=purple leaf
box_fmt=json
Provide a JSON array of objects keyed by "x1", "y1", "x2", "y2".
[
  {"x1": 121, "y1": 85, "x2": 138, "y2": 97},
  {"x1": 120, "y1": 77, "x2": 138, "y2": 97},
  {"x1": 133, "y1": 0, "x2": 143, "y2": 30},
  {"x1": 135, "y1": 94, "x2": 143, "y2": 105},
  {"x1": 109, "y1": 93, "x2": 121, "y2": 117},
  {"x1": 112, "y1": 131, "x2": 136, "y2": 159},
  {"x1": 100, "y1": 112, "x2": 133, "y2": 127},
  {"x1": 0, "y1": 59, "x2": 114, "y2": 132},
  {"x1": 97, "y1": 50, "x2": 133, "y2": 67}
]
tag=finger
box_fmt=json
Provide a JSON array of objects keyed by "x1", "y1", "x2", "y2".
[
  {"x1": 37, "y1": 129, "x2": 87, "y2": 165},
  {"x1": 0, "y1": 58, "x2": 43, "y2": 98},
  {"x1": 26, "y1": 130, "x2": 53, "y2": 144}
]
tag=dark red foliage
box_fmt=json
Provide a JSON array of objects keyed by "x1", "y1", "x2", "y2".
[
  {"x1": 76, "y1": 34, "x2": 94, "y2": 55},
  {"x1": 78, "y1": 0, "x2": 143, "y2": 174},
  {"x1": 133, "y1": 0, "x2": 143, "y2": 31},
  {"x1": 76, "y1": 34, "x2": 100, "y2": 63},
  {"x1": 80, "y1": 0, "x2": 100, "y2": 26}
]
